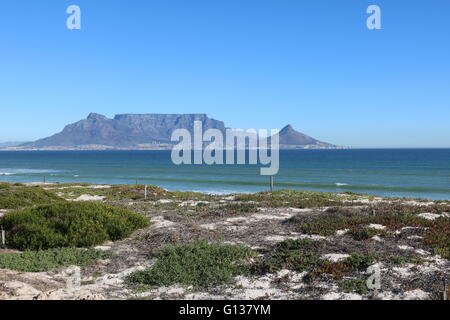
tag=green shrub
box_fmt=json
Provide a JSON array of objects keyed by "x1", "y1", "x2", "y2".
[
  {"x1": 0, "y1": 183, "x2": 61, "y2": 209},
  {"x1": 127, "y1": 241, "x2": 255, "y2": 289},
  {"x1": 55, "y1": 184, "x2": 179, "y2": 201},
  {"x1": 423, "y1": 220, "x2": 450, "y2": 260},
  {"x1": 0, "y1": 248, "x2": 112, "y2": 272},
  {"x1": 348, "y1": 227, "x2": 381, "y2": 241},
  {"x1": 338, "y1": 279, "x2": 369, "y2": 295},
  {"x1": 0, "y1": 202, "x2": 150, "y2": 250},
  {"x1": 219, "y1": 203, "x2": 259, "y2": 214},
  {"x1": 344, "y1": 254, "x2": 379, "y2": 269},
  {"x1": 253, "y1": 239, "x2": 322, "y2": 273},
  {"x1": 234, "y1": 190, "x2": 344, "y2": 208}
]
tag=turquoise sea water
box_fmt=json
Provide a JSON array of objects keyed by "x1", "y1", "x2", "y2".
[{"x1": 0, "y1": 149, "x2": 449, "y2": 200}]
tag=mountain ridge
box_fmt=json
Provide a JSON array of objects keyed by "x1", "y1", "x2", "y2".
[{"x1": 13, "y1": 113, "x2": 343, "y2": 150}]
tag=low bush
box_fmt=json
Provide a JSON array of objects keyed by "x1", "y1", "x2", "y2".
[
  {"x1": 127, "y1": 241, "x2": 255, "y2": 289},
  {"x1": 0, "y1": 248, "x2": 112, "y2": 272},
  {"x1": 0, "y1": 202, "x2": 150, "y2": 250},
  {"x1": 234, "y1": 190, "x2": 345, "y2": 208},
  {"x1": 311, "y1": 254, "x2": 380, "y2": 280},
  {"x1": 0, "y1": 183, "x2": 61, "y2": 209},
  {"x1": 252, "y1": 239, "x2": 322, "y2": 273},
  {"x1": 423, "y1": 219, "x2": 450, "y2": 259},
  {"x1": 338, "y1": 279, "x2": 369, "y2": 295},
  {"x1": 344, "y1": 254, "x2": 379, "y2": 269}
]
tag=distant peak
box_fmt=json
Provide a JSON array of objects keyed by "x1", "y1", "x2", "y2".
[
  {"x1": 87, "y1": 113, "x2": 107, "y2": 120},
  {"x1": 280, "y1": 124, "x2": 295, "y2": 133}
]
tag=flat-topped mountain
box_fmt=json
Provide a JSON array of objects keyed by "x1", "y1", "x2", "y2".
[
  {"x1": 21, "y1": 113, "x2": 226, "y2": 149},
  {"x1": 17, "y1": 113, "x2": 341, "y2": 150}
]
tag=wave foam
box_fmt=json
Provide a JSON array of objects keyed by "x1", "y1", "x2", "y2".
[{"x1": 0, "y1": 168, "x2": 62, "y2": 175}]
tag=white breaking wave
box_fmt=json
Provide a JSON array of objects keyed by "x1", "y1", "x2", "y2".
[
  {"x1": 192, "y1": 189, "x2": 248, "y2": 196},
  {"x1": 0, "y1": 168, "x2": 63, "y2": 175},
  {"x1": 335, "y1": 183, "x2": 349, "y2": 187}
]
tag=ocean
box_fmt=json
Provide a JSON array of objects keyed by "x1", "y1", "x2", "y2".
[{"x1": 0, "y1": 149, "x2": 449, "y2": 200}]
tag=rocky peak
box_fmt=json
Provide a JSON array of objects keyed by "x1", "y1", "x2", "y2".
[
  {"x1": 87, "y1": 113, "x2": 108, "y2": 121},
  {"x1": 280, "y1": 124, "x2": 295, "y2": 134}
]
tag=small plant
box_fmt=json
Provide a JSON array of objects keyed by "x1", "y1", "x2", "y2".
[
  {"x1": 253, "y1": 239, "x2": 322, "y2": 273},
  {"x1": 127, "y1": 241, "x2": 255, "y2": 289},
  {"x1": 311, "y1": 262, "x2": 351, "y2": 279},
  {"x1": 0, "y1": 248, "x2": 112, "y2": 272},
  {"x1": 348, "y1": 227, "x2": 380, "y2": 241},
  {"x1": 338, "y1": 279, "x2": 369, "y2": 295},
  {"x1": 297, "y1": 216, "x2": 365, "y2": 236},
  {"x1": 423, "y1": 220, "x2": 450, "y2": 260},
  {"x1": 312, "y1": 254, "x2": 380, "y2": 279},
  {"x1": 344, "y1": 254, "x2": 379, "y2": 269},
  {"x1": 218, "y1": 203, "x2": 259, "y2": 214},
  {"x1": 0, "y1": 202, "x2": 150, "y2": 250},
  {"x1": 385, "y1": 256, "x2": 426, "y2": 265}
]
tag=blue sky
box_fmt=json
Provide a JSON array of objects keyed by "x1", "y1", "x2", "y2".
[{"x1": 0, "y1": 0, "x2": 449, "y2": 148}]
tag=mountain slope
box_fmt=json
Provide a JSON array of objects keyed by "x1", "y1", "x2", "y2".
[
  {"x1": 277, "y1": 125, "x2": 336, "y2": 148},
  {"x1": 0, "y1": 141, "x2": 28, "y2": 148},
  {"x1": 22, "y1": 113, "x2": 226, "y2": 148}
]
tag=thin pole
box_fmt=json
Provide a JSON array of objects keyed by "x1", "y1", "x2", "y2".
[
  {"x1": 443, "y1": 278, "x2": 448, "y2": 301},
  {"x1": 270, "y1": 176, "x2": 274, "y2": 192},
  {"x1": 1, "y1": 226, "x2": 5, "y2": 248},
  {"x1": 144, "y1": 184, "x2": 147, "y2": 200}
]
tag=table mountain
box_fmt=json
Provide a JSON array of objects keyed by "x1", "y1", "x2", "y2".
[
  {"x1": 18, "y1": 113, "x2": 340, "y2": 150},
  {"x1": 21, "y1": 113, "x2": 226, "y2": 149}
]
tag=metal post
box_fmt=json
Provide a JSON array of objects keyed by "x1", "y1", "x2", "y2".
[
  {"x1": 144, "y1": 184, "x2": 147, "y2": 200},
  {"x1": 269, "y1": 176, "x2": 274, "y2": 192}
]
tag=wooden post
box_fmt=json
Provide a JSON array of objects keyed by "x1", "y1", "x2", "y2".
[
  {"x1": 1, "y1": 226, "x2": 5, "y2": 248},
  {"x1": 269, "y1": 176, "x2": 274, "y2": 192},
  {"x1": 144, "y1": 184, "x2": 147, "y2": 200},
  {"x1": 442, "y1": 279, "x2": 448, "y2": 301}
]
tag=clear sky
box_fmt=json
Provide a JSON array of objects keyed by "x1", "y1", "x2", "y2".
[{"x1": 0, "y1": 0, "x2": 449, "y2": 148}]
